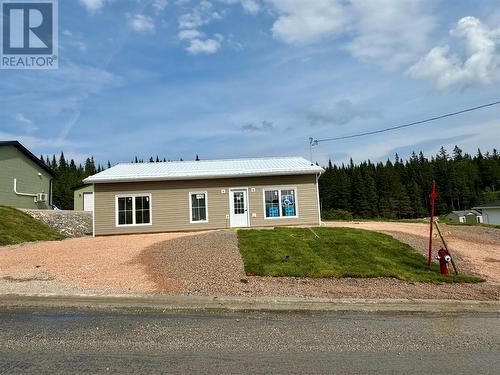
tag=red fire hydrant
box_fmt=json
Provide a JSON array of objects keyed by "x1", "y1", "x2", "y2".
[{"x1": 436, "y1": 248, "x2": 451, "y2": 275}]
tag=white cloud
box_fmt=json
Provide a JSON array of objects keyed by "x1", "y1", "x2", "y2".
[
  {"x1": 178, "y1": 1, "x2": 225, "y2": 54},
  {"x1": 152, "y1": 0, "x2": 168, "y2": 12},
  {"x1": 269, "y1": 0, "x2": 348, "y2": 45},
  {"x1": 267, "y1": 0, "x2": 436, "y2": 68},
  {"x1": 240, "y1": 0, "x2": 260, "y2": 14},
  {"x1": 13, "y1": 113, "x2": 38, "y2": 133},
  {"x1": 217, "y1": 0, "x2": 260, "y2": 14},
  {"x1": 178, "y1": 29, "x2": 204, "y2": 40},
  {"x1": 186, "y1": 34, "x2": 223, "y2": 54},
  {"x1": 241, "y1": 120, "x2": 274, "y2": 132},
  {"x1": 14, "y1": 113, "x2": 33, "y2": 125},
  {"x1": 128, "y1": 14, "x2": 156, "y2": 33},
  {"x1": 408, "y1": 17, "x2": 500, "y2": 89},
  {"x1": 79, "y1": 0, "x2": 107, "y2": 13},
  {"x1": 178, "y1": 0, "x2": 222, "y2": 29},
  {"x1": 305, "y1": 99, "x2": 380, "y2": 126}
]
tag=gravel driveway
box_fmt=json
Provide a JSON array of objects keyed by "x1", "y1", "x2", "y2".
[
  {"x1": 2, "y1": 225, "x2": 498, "y2": 300},
  {"x1": 139, "y1": 230, "x2": 500, "y2": 300},
  {"x1": 0, "y1": 232, "x2": 197, "y2": 295},
  {"x1": 326, "y1": 222, "x2": 500, "y2": 283}
]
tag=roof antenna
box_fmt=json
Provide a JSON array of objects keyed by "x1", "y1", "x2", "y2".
[{"x1": 309, "y1": 137, "x2": 318, "y2": 165}]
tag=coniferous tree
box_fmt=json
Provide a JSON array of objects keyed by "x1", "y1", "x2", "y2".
[{"x1": 319, "y1": 145, "x2": 500, "y2": 219}]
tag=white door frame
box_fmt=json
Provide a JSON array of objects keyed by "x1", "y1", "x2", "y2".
[{"x1": 229, "y1": 188, "x2": 249, "y2": 228}]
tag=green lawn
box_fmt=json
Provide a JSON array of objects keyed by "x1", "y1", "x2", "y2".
[
  {"x1": 238, "y1": 227, "x2": 482, "y2": 283},
  {"x1": 0, "y1": 206, "x2": 64, "y2": 246}
]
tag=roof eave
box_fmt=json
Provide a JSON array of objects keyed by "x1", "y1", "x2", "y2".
[{"x1": 84, "y1": 169, "x2": 324, "y2": 184}]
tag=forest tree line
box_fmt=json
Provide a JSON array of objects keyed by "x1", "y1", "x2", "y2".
[
  {"x1": 42, "y1": 146, "x2": 499, "y2": 215},
  {"x1": 318, "y1": 146, "x2": 500, "y2": 219},
  {"x1": 40, "y1": 153, "x2": 200, "y2": 209}
]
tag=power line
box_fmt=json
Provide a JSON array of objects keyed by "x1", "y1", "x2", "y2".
[{"x1": 311, "y1": 99, "x2": 500, "y2": 145}]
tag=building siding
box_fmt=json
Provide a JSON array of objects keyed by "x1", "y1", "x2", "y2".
[
  {"x1": 0, "y1": 146, "x2": 52, "y2": 209},
  {"x1": 73, "y1": 185, "x2": 94, "y2": 210},
  {"x1": 482, "y1": 208, "x2": 500, "y2": 225},
  {"x1": 94, "y1": 174, "x2": 320, "y2": 235}
]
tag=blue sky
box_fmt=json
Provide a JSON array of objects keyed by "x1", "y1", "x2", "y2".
[{"x1": 1, "y1": 0, "x2": 499, "y2": 165}]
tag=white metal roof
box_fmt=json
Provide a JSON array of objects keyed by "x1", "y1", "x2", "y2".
[{"x1": 84, "y1": 156, "x2": 324, "y2": 184}]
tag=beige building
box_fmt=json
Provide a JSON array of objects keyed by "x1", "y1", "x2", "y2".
[{"x1": 84, "y1": 157, "x2": 324, "y2": 236}]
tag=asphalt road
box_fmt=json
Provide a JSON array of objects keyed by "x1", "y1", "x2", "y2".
[{"x1": 0, "y1": 308, "x2": 498, "y2": 374}]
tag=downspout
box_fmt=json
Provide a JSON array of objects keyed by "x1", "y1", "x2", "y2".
[
  {"x1": 49, "y1": 178, "x2": 53, "y2": 207},
  {"x1": 92, "y1": 183, "x2": 96, "y2": 237},
  {"x1": 13, "y1": 178, "x2": 37, "y2": 200},
  {"x1": 315, "y1": 173, "x2": 324, "y2": 226}
]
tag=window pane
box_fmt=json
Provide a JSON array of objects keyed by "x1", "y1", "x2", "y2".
[
  {"x1": 136, "y1": 196, "x2": 143, "y2": 210},
  {"x1": 126, "y1": 210, "x2": 133, "y2": 224},
  {"x1": 143, "y1": 210, "x2": 150, "y2": 224},
  {"x1": 134, "y1": 196, "x2": 151, "y2": 224},
  {"x1": 136, "y1": 210, "x2": 143, "y2": 224},
  {"x1": 118, "y1": 197, "x2": 133, "y2": 225},
  {"x1": 281, "y1": 189, "x2": 296, "y2": 217},
  {"x1": 265, "y1": 190, "x2": 280, "y2": 217},
  {"x1": 198, "y1": 207, "x2": 206, "y2": 221},
  {"x1": 233, "y1": 192, "x2": 245, "y2": 214},
  {"x1": 191, "y1": 193, "x2": 207, "y2": 222}
]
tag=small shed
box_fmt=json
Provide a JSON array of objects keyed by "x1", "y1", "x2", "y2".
[
  {"x1": 72, "y1": 183, "x2": 94, "y2": 211},
  {"x1": 446, "y1": 210, "x2": 483, "y2": 224},
  {"x1": 473, "y1": 201, "x2": 500, "y2": 225}
]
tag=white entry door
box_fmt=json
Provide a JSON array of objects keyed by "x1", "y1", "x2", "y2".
[
  {"x1": 83, "y1": 192, "x2": 94, "y2": 212},
  {"x1": 229, "y1": 189, "x2": 249, "y2": 227}
]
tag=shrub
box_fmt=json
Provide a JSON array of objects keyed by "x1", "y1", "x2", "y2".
[{"x1": 321, "y1": 209, "x2": 353, "y2": 221}]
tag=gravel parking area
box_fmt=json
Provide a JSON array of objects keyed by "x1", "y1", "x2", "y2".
[{"x1": 139, "y1": 230, "x2": 500, "y2": 300}]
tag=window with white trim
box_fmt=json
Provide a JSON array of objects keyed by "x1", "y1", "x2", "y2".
[
  {"x1": 264, "y1": 189, "x2": 297, "y2": 218},
  {"x1": 116, "y1": 195, "x2": 151, "y2": 226},
  {"x1": 190, "y1": 192, "x2": 208, "y2": 223}
]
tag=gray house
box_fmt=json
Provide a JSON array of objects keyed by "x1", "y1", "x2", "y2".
[
  {"x1": 473, "y1": 201, "x2": 500, "y2": 225},
  {"x1": 0, "y1": 141, "x2": 55, "y2": 209},
  {"x1": 446, "y1": 210, "x2": 483, "y2": 224}
]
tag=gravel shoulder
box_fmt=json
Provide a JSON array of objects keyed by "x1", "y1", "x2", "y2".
[{"x1": 139, "y1": 230, "x2": 500, "y2": 300}]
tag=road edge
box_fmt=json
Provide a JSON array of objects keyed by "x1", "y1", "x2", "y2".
[{"x1": 0, "y1": 294, "x2": 499, "y2": 314}]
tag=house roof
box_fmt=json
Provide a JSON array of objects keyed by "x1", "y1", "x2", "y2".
[
  {"x1": 0, "y1": 140, "x2": 55, "y2": 177},
  {"x1": 473, "y1": 200, "x2": 500, "y2": 210},
  {"x1": 448, "y1": 210, "x2": 481, "y2": 216},
  {"x1": 71, "y1": 183, "x2": 91, "y2": 191},
  {"x1": 84, "y1": 156, "x2": 324, "y2": 184}
]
